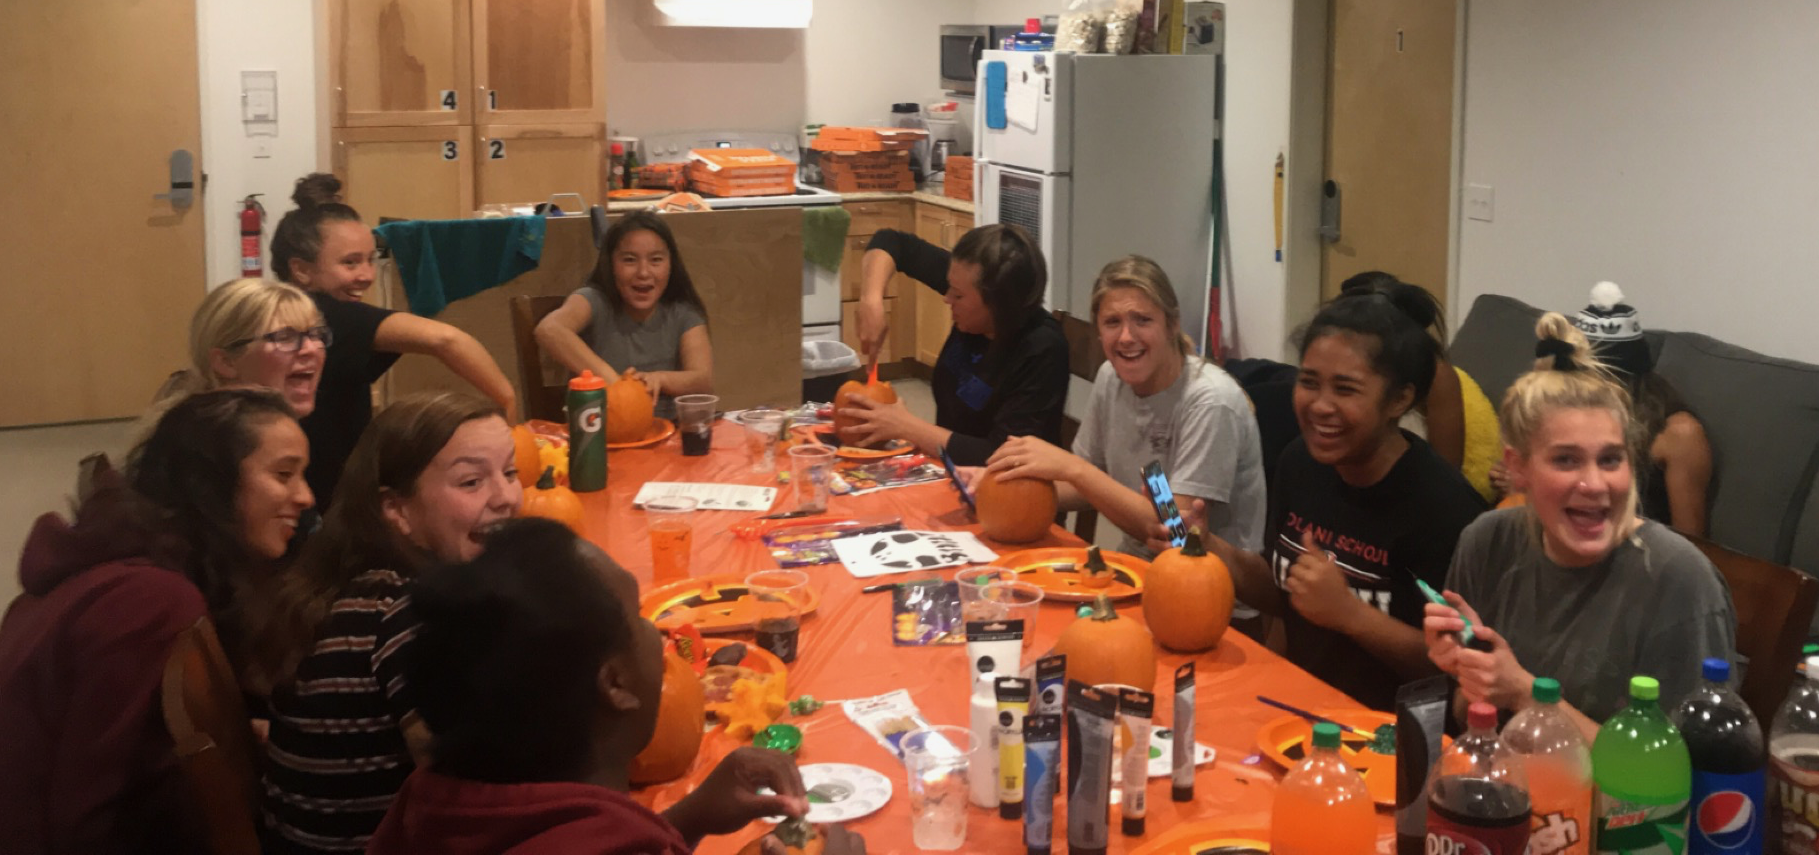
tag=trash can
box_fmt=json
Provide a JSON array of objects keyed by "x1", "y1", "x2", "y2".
[{"x1": 802, "y1": 339, "x2": 860, "y2": 403}]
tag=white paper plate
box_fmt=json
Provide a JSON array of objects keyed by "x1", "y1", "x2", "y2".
[
  {"x1": 767, "y1": 763, "x2": 893, "y2": 824},
  {"x1": 1146, "y1": 728, "x2": 1217, "y2": 778}
]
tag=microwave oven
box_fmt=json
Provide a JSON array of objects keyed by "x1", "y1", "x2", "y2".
[{"x1": 939, "y1": 24, "x2": 1022, "y2": 94}]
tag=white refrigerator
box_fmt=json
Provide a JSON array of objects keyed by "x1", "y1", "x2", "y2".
[{"x1": 974, "y1": 50, "x2": 1220, "y2": 348}]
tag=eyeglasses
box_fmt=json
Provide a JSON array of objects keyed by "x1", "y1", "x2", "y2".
[{"x1": 228, "y1": 325, "x2": 334, "y2": 353}]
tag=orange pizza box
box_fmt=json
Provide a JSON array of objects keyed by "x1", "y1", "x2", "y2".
[
  {"x1": 811, "y1": 136, "x2": 918, "y2": 153},
  {"x1": 818, "y1": 150, "x2": 910, "y2": 167},
  {"x1": 824, "y1": 174, "x2": 916, "y2": 193},
  {"x1": 686, "y1": 148, "x2": 797, "y2": 179},
  {"x1": 817, "y1": 126, "x2": 930, "y2": 144},
  {"x1": 943, "y1": 181, "x2": 974, "y2": 202}
]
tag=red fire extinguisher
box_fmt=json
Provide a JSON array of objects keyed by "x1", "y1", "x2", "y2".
[{"x1": 240, "y1": 194, "x2": 266, "y2": 277}]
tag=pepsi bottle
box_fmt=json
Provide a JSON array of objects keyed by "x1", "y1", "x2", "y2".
[{"x1": 1671, "y1": 658, "x2": 1766, "y2": 854}]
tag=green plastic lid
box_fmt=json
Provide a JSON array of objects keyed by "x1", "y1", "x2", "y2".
[
  {"x1": 1076, "y1": 605, "x2": 1094, "y2": 618},
  {"x1": 1805, "y1": 643, "x2": 1818, "y2": 656},
  {"x1": 1629, "y1": 676, "x2": 1660, "y2": 701},
  {"x1": 1311, "y1": 721, "x2": 1342, "y2": 749},
  {"x1": 1532, "y1": 677, "x2": 1561, "y2": 704}
]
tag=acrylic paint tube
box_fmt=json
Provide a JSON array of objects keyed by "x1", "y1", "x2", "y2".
[
  {"x1": 1395, "y1": 675, "x2": 1452, "y2": 855},
  {"x1": 965, "y1": 618, "x2": 1024, "y2": 685},
  {"x1": 1022, "y1": 714, "x2": 1061, "y2": 855},
  {"x1": 1118, "y1": 688, "x2": 1155, "y2": 836},
  {"x1": 1065, "y1": 681, "x2": 1118, "y2": 855},
  {"x1": 969, "y1": 671, "x2": 1000, "y2": 808},
  {"x1": 1171, "y1": 662, "x2": 1195, "y2": 802},
  {"x1": 996, "y1": 677, "x2": 1031, "y2": 819},
  {"x1": 1033, "y1": 653, "x2": 1067, "y2": 715}
]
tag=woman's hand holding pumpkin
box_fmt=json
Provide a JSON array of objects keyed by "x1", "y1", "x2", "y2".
[
  {"x1": 985, "y1": 436, "x2": 1085, "y2": 484},
  {"x1": 836, "y1": 395, "x2": 917, "y2": 447},
  {"x1": 621, "y1": 368, "x2": 661, "y2": 405}
]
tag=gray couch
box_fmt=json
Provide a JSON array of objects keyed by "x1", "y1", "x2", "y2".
[{"x1": 1449, "y1": 294, "x2": 1819, "y2": 578}]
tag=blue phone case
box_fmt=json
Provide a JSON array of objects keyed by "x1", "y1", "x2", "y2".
[
  {"x1": 1141, "y1": 461, "x2": 1188, "y2": 549},
  {"x1": 940, "y1": 447, "x2": 976, "y2": 513}
]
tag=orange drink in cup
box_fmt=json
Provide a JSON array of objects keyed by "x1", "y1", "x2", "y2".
[{"x1": 646, "y1": 496, "x2": 697, "y2": 586}]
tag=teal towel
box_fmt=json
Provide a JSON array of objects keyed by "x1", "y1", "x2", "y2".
[
  {"x1": 801, "y1": 206, "x2": 851, "y2": 272},
  {"x1": 376, "y1": 216, "x2": 547, "y2": 317}
]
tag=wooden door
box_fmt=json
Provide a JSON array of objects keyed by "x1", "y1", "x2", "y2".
[
  {"x1": 1321, "y1": 0, "x2": 1456, "y2": 303},
  {"x1": 333, "y1": 126, "x2": 477, "y2": 221},
  {"x1": 474, "y1": 124, "x2": 605, "y2": 209},
  {"x1": 330, "y1": 0, "x2": 472, "y2": 127},
  {"x1": 472, "y1": 0, "x2": 603, "y2": 124},
  {"x1": 0, "y1": 0, "x2": 205, "y2": 426}
]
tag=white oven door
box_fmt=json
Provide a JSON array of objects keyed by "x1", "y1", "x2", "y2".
[{"x1": 977, "y1": 162, "x2": 1070, "y2": 316}]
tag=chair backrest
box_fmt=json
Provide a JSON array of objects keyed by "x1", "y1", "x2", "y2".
[
  {"x1": 509, "y1": 294, "x2": 571, "y2": 423},
  {"x1": 1054, "y1": 310, "x2": 1105, "y2": 542},
  {"x1": 161, "y1": 617, "x2": 262, "y2": 855},
  {"x1": 1684, "y1": 531, "x2": 1819, "y2": 725}
]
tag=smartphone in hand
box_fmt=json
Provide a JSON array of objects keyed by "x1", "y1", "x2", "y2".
[{"x1": 1140, "y1": 460, "x2": 1188, "y2": 549}]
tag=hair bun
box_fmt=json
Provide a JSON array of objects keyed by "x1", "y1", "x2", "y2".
[{"x1": 291, "y1": 172, "x2": 343, "y2": 208}]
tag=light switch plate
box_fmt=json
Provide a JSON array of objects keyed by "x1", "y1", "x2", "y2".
[{"x1": 1464, "y1": 184, "x2": 1494, "y2": 222}]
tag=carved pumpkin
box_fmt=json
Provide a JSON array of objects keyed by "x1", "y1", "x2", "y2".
[
  {"x1": 975, "y1": 472, "x2": 1057, "y2": 543},
  {"x1": 831, "y1": 378, "x2": 897, "y2": 447},
  {"x1": 606, "y1": 375, "x2": 656, "y2": 444},
  {"x1": 1051, "y1": 595, "x2": 1156, "y2": 695},
  {"x1": 521, "y1": 467, "x2": 585, "y2": 534},
  {"x1": 1079, "y1": 545, "x2": 1113, "y2": 588},
  {"x1": 629, "y1": 650, "x2": 707, "y2": 784},
  {"x1": 1142, "y1": 528, "x2": 1234, "y2": 653},
  {"x1": 512, "y1": 424, "x2": 542, "y2": 488}
]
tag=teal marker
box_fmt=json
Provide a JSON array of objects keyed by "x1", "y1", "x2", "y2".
[{"x1": 1414, "y1": 578, "x2": 1477, "y2": 647}]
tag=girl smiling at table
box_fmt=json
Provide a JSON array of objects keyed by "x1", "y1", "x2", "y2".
[
  {"x1": 245, "y1": 392, "x2": 522, "y2": 854},
  {"x1": 1424, "y1": 314, "x2": 1734, "y2": 735},
  {"x1": 534, "y1": 210, "x2": 711, "y2": 419},
  {"x1": 846, "y1": 223, "x2": 1069, "y2": 465},
  {"x1": 982, "y1": 256, "x2": 1266, "y2": 558},
  {"x1": 272, "y1": 174, "x2": 518, "y2": 507},
  {"x1": 1189, "y1": 291, "x2": 1488, "y2": 711}
]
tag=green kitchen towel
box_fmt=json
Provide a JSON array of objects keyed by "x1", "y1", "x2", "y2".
[
  {"x1": 801, "y1": 206, "x2": 852, "y2": 272},
  {"x1": 375, "y1": 216, "x2": 547, "y2": 317}
]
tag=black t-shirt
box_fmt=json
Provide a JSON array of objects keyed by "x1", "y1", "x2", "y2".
[
  {"x1": 1264, "y1": 432, "x2": 1487, "y2": 710},
  {"x1": 866, "y1": 229, "x2": 1069, "y2": 465},
  {"x1": 300, "y1": 291, "x2": 399, "y2": 507}
]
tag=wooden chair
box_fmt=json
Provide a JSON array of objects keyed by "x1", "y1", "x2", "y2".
[
  {"x1": 161, "y1": 617, "x2": 261, "y2": 855},
  {"x1": 1683, "y1": 530, "x2": 1819, "y2": 725},
  {"x1": 1055, "y1": 310, "x2": 1109, "y2": 543},
  {"x1": 509, "y1": 294, "x2": 571, "y2": 423}
]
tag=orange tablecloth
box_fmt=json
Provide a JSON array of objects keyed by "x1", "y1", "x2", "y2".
[{"x1": 585, "y1": 421, "x2": 1387, "y2": 854}]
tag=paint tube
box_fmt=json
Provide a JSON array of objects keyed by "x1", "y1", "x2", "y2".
[
  {"x1": 1022, "y1": 714, "x2": 1061, "y2": 855},
  {"x1": 1118, "y1": 688, "x2": 1155, "y2": 836},
  {"x1": 1065, "y1": 681, "x2": 1118, "y2": 855},
  {"x1": 1171, "y1": 662, "x2": 1195, "y2": 802},
  {"x1": 1033, "y1": 653, "x2": 1067, "y2": 716},
  {"x1": 970, "y1": 672, "x2": 1000, "y2": 808},
  {"x1": 1395, "y1": 675, "x2": 1452, "y2": 855},
  {"x1": 966, "y1": 618, "x2": 1024, "y2": 685},
  {"x1": 996, "y1": 677, "x2": 1031, "y2": 818}
]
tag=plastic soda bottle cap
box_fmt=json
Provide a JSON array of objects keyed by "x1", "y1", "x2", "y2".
[
  {"x1": 1531, "y1": 677, "x2": 1561, "y2": 704},
  {"x1": 569, "y1": 370, "x2": 607, "y2": 391},
  {"x1": 1807, "y1": 654, "x2": 1819, "y2": 675},
  {"x1": 1311, "y1": 721, "x2": 1341, "y2": 749},
  {"x1": 1076, "y1": 605, "x2": 1093, "y2": 618},
  {"x1": 1467, "y1": 702, "x2": 1498, "y2": 730},
  {"x1": 1025, "y1": 17, "x2": 1041, "y2": 32},
  {"x1": 1701, "y1": 657, "x2": 1730, "y2": 683},
  {"x1": 1629, "y1": 675, "x2": 1660, "y2": 701}
]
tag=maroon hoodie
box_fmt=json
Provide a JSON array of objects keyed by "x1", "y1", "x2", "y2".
[
  {"x1": 0, "y1": 505, "x2": 208, "y2": 853},
  {"x1": 368, "y1": 769, "x2": 694, "y2": 855}
]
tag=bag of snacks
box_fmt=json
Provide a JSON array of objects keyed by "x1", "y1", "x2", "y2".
[{"x1": 1056, "y1": 0, "x2": 1110, "y2": 53}]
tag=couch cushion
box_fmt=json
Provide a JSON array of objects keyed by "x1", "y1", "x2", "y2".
[
  {"x1": 1449, "y1": 295, "x2": 1546, "y2": 407},
  {"x1": 1653, "y1": 332, "x2": 1819, "y2": 566},
  {"x1": 1793, "y1": 472, "x2": 1819, "y2": 580}
]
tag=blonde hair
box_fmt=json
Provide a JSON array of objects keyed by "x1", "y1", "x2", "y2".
[
  {"x1": 1501, "y1": 312, "x2": 1641, "y2": 542},
  {"x1": 1089, "y1": 255, "x2": 1197, "y2": 364}
]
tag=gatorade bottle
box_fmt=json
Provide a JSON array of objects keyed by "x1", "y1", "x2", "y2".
[
  {"x1": 1593, "y1": 676, "x2": 1691, "y2": 854},
  {"x1": 1498, "y1": 677, "x2": 1594, "y2": 855},
  {"x1": 567, "y1": 371, "x2": 607, "y2": 492},
  {"x1": 1769, "y1": 655, "x2": 1819, "y2": 853},
  {"x1": 1671, "y1": 658, "x2": 1765, "y2": 854},
  {"x1": 1427, "y1": 701, "x2": 1532, "y2": 854},
  {"x1": 1271, "y1": 721, "x2": 1375, "y2": 854}
]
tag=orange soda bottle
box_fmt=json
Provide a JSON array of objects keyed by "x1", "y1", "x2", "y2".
[
  {"x1": 1497, "y1": 678, "x2": 1593, "y2": 855},
  {"x1": 1272, "y1": 721, "x2": 1377, "y2": 854}
]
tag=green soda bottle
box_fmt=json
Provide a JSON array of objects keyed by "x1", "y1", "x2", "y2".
[
  {"x1": 1593, "y1": 676, "x2": 1692, "y2": 854},
  {"x1": 567, "y1": 370, "x2": 607, "y2": 492}
]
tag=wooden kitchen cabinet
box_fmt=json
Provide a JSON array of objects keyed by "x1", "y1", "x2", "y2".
[
  {"x1": 329, "y1": 0, "x2": 472, "y2": 127},
  {"x1": 842, "y1": 298, "x2": 911, "y2": 365},
  {"x1": 333, "y1": 126, "x2": 476, "y2": 221},
  {"x1": 911, "y1": 202, "x2": 972, "y2": 368},
  {"x1": 471, "y1": 0, "x2": 604, "y2": 124},
  {"x1": 474, "y1": 123, "x2": 605, "y2": 209}
]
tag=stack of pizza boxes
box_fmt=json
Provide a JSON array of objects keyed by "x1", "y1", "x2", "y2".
[
  {"x1": 810, "y1": 127, "x2": 927, "y2": 193},
  {"x1": 943, "y1": 156, "x2": 974, "y2": 202},
  {"x1": 685, "y1": 148, "x2": 797, "y2": 197}
]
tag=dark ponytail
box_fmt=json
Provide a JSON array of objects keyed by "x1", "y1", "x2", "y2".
[
  {"x1": 951, "y1": 223, "x2": 1047, "y2": 346},
  {"x1": 270, "y1": 172, "x2": 363, "y2": 284},
  {"x1": 1299, "y1": 289, "x2": 1442, "y2": 409},
  {"x1": 1338, "y1": 270, "x2": 1448, "y2": 346}
]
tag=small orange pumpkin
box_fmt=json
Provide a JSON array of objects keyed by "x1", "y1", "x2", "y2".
[
  {"x1": 831, "y1": 377, "x2": 898, "y2": 446},
  {"x1": 511, "y1": 424, "x2": 542, "y2": 488},
  {"x1": 1079, "y1": 545, "x2": 1114, "y2": 588},
  {"x1": 1051, "y1": 594, "x2": 1157, "y2": 695},
  {"x1": 606, "y1": 375, "x2": 656, "y2": 444},
  {"x1": 629, "y1": 650, "x2": 707, "y2": 784},
  {"x1": 1142, "y1": 528, "x2": 1234, "y2": 653},
  {"x1": 975, "y1": 472, "x2": 1057, "y2": 543},
  {"x1": 521, "y1": 467, "x2": 585, "y2": 534}
]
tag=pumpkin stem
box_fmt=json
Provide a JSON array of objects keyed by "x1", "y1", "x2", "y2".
[
  {"x1": 537, "y1": 465, "x2": 556, "y2": 489},
  {"x1": 1085, "y1": 545, "x2": 1109, "y2": 575},
  {"x1": 1182, "y1": 527, "x2": 1207, "y2": 558},
  {"x1": 1089, "y1": 593, "x2": 1118, "y2": 622}
]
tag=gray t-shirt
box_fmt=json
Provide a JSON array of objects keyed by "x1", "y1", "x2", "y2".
[
  {"x1": 1072, "y1": 360, "x2": 1267, "y2": 556},
  {"x1": 575, "y1": 287, "x2": 706, "y2": 418},
  {"x1": 1447, "y1": 508, "x2": 1737, "y2": 721}
]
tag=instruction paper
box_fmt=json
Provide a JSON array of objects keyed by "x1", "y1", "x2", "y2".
[
  {"x1": 631, "y1": 481, "x2": 778, "y2": 512},
  {"x1": 831, "y1": 530, "x2": 999, "y2": 578}
]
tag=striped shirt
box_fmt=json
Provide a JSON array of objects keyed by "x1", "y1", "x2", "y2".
[{"x1": 261, "y1": 569, "x2": 419, "y2": 854}]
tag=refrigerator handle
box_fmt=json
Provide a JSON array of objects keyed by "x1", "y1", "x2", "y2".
[{"x1": 1319, "y1": 180, "x2": 1342, "y2": 243}]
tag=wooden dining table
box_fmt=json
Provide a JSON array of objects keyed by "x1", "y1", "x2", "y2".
[{"x1": 587, "y1": 420, "x2": 1394, "y2": 854}]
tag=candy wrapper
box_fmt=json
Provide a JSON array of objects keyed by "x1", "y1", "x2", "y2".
[
  {"x1": 764, "y1": 518, "x2": 904, "y2": 567},
  {"x1": 890, "y1": 580, "x2": 963, "y2": 646},
  {"x1": 841, "y1": 689, "x2": 934, "y2": 762}
]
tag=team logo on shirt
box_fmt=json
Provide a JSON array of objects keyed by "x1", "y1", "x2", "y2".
[{"x1": 1272, "y1": 515, "x2": 1395, "y2": 614}]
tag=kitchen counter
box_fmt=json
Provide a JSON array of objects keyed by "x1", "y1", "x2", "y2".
[{"x1": 606, "y1": 188, "x2": 974, "y2": 216}]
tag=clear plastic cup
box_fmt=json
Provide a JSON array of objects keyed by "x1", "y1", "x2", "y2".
[
  {"x1": 787, "y1": 445, "x2": 836, "y2": 512},
  {"x1": 674, "y1": 393, "x2": 718, "y2": 457},
  {"x1": 744, "y1": 569, "x2": 810, "y2": 664},
  {"x1": 739, "y1": 408, "x2": 787, "y2": 473},
  {"x1": 901, "y1": 726, "x2": 977, "y2": 851},
  {"x1": 645, "y1": 496, "x2": 697, "y2": 586}
]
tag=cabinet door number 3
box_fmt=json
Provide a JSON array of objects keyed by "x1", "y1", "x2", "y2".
[
  {"x1": 441, "y1": 141, "x2": 459, "y2": 161},
  {"x1": 488, "y1": 139, "x2": 506, "y2": 160}
]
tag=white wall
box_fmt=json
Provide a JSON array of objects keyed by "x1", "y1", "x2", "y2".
[
  {"x1": 803, "y1": 0, "x2": 976, "y2": 126},
  {"x1": 1456, "y1": 0, "x2": 1819, "y2": 363},
  {"x1": 196, "y1": 0, "x2": 323, "y2": 288}
]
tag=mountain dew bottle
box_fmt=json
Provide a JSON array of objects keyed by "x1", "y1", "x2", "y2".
[{"x1": 1594, "y1": 676, "x2": 1692, "y2": 854}]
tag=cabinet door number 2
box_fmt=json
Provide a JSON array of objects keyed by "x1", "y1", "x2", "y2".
[{"x1": 488, "y1": 139, "x2": 506, "y2": 160}]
